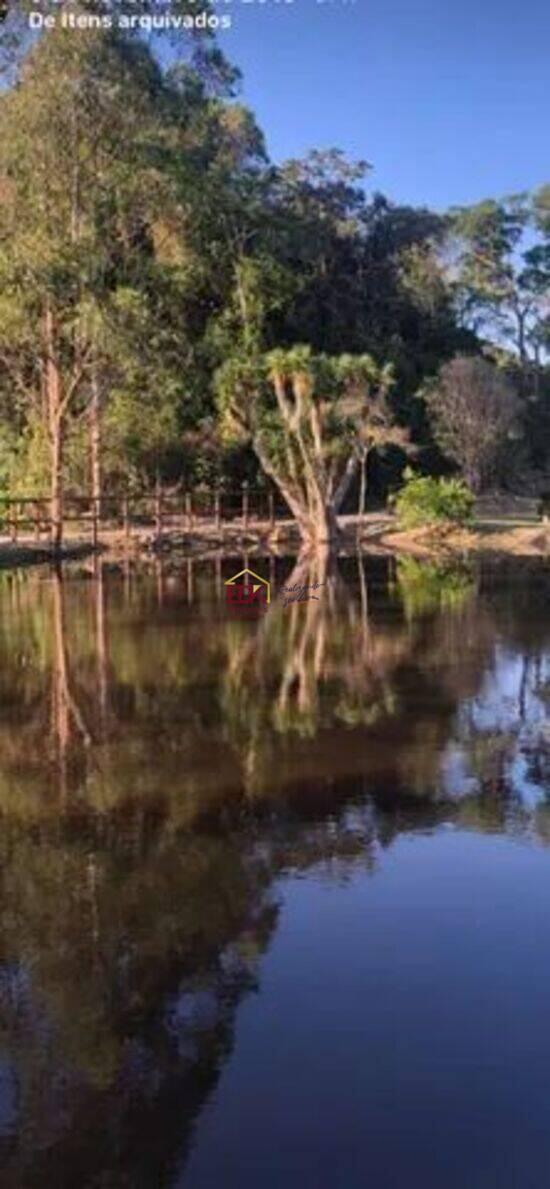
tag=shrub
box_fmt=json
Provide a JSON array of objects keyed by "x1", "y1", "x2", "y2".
[{"x1": 393, "y1": 472, "x2": 474, "y2": 530}]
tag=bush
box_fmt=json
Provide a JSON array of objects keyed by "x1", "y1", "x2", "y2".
[{"x1": 393, "y1": 472, "x2": 474, "y2": 530}]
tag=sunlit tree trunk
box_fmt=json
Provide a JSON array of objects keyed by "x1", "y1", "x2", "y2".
[
  {"x1": 358, "y1": 449, "x2": 368, "y2": 518},
  {"x1": 45, "y1": 305, "x2": 64, "y2": 552},
  {"x1": 50, "y1": 425, "x2": 64, "y2": 552},
  {"x1": 255, "y1": 439, "x2": 351, "y2": 549},
  {"x1": 90, "y1": 370, "x2": 102, "y2": 518}
]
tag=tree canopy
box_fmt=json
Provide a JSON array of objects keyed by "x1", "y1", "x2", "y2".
[{"x1": 0, "y1": 16, "x2": 548, "y2": 543}]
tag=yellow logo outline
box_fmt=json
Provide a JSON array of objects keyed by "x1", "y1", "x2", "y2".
[{"x1": 224, "y1": 568, "x2": 271, "y2": 605}]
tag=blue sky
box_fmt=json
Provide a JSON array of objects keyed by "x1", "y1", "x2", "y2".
[{"x1": 222, "y1": 0, "x2": 549, "y2": 210}]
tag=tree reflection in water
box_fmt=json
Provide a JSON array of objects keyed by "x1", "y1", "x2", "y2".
[{"x1": 0, "y1": 554, "x2": 547, "y2": 1186}]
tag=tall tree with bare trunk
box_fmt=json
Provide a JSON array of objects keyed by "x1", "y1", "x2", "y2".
[{"x1": 218, "y1": 346, "x2": 407, "y2": 548}]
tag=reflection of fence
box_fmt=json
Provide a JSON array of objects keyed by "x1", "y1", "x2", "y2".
[{"x1": 0, "y1": 485, "x2": 288, "y2": 547}]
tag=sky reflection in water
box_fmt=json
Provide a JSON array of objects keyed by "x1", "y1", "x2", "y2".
[{"x1": 0, "y1": 553, "x2": 548, "y2": 1188}]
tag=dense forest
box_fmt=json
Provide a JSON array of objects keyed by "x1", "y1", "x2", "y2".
[{"x1": 0, "y1": 14, "x2": 548, "y2": 544}]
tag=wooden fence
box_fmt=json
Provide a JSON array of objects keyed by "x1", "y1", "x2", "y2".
[{"x1": 0, "y1": 484, "x2": 287, "y2": 548}]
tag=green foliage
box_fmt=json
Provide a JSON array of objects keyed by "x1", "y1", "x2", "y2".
[
  {"x1": 0, "y1": 421, "x2": 19, "y2": 492},
  {"x1": 216, "y1": 343, "x2": 405, "y2": 540},
  {"x1": 393, "y1": 471, "x2": 474, "y2": 529},
  {"x1": 396, "y1": 556, "x2": 475, "y2": 618},
  {"x1": 450, "y1": 195, "x2": 550, "y2": 378},
  {"x1": 0, "y1": 20, "x2": 547, "y2": 513},
  {"x1": 0, "y1": 23, "x2": 258, "y2": 497},
  {"x1": 7, "y1": 417, "x2": 50, "y2": 495}
]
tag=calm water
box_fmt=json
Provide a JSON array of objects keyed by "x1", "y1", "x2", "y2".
[{"x1": 0, "y1": 553, "x2": 549, "y2": 1188}]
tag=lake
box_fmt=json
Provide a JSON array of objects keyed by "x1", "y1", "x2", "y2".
[{"x1": 0, "y1": 552, "x2": 548, "y2": 1188}]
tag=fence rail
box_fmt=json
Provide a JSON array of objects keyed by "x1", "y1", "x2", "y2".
[{"x1": 0, "y1": 485, "x2": 288, "y2": 547}]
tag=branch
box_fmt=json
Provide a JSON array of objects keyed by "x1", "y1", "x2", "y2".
[
  {"x1": 334, "y1": 451, "x2": 359, "y2": 511},
  {"x1": 253, "y1": 433, "x2": 309, "y2": 525},
  {"x1": 58, "y1": 347, "x2": 94, "y2": 419}
]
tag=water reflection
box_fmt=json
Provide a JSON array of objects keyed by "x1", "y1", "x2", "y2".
[{"x1": 0, "y1": 555, "x2": 548, "y2": 1186}]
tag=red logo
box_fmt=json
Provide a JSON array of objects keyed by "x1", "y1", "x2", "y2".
[{"x1": 224, "y1": 568, "x2": 270, "y2": 608}]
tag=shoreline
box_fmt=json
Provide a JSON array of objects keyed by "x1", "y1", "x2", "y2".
[
  {"x1": 0, "y1": 541, "x2": 97, "y2": 570},
  {"x1": 0, "y1": 516, "x2": 548, "y2": 571},
  {"x1": 371, "y1": 522, "x2": 550, "y2": 559}
]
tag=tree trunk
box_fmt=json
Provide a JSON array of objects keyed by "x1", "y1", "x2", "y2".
[
  {"x1": 276, "y1": 485, "x2": 340, "y2": 548},
  {"x1": 358, "y1": 451, "x2": 367, "y2": 518},
  {"x1": 45, "y1": 305, "x2": 64, "y2": 552},
  {"x1": 334, "y1": 452, "x2": 359, "y2": 513},
  {"x1": 90, "y1": 371, "x2": 102, "y2": 518},
  {"x1": 279, "y1": 487, "x2": 340, "y2": 550},
  {"x1": 304, "y1": 501, "x2": 340, "y2": 548},
  {"x1": 465, "y1": 464, "x2": 482, "y2": 494},
  {"x1": 516, "y1": 307, "x2": 527, "y2": 371},
  {"x1": 50, "y1": 423, "x2": 64, "y2": 552},
  {"x1": 253, "y1": 438, "x2": 343, "y2": 551}
]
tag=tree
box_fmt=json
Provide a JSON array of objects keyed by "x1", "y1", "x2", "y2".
[
  {"x1": 527, "y1": 185, "x2": 550, "y2": 361},
  {"x1": 257, "y1": 162, "x2": 470, "y2": 472},
  {"x1": 450, "y1": 195, "x2": 549, "y2": 370},
  {"x1": 448, "y1": 192, "x2": 550, "y2": 488},
  {"x1": 345, "y1": 382, "x2": 410, "y2": 516},
  {"x1": 0, "y1": 29, "x2": 170, "y2": 542},
  {"x1": 423, "y1": 356, "x2": 519, "y2": 492},
  {"x1": 0, "y1": 23, "x2": 250, "y2": 532},
  {"x1": 218, "y1": 346, "x2": 406, "y2": 546}
]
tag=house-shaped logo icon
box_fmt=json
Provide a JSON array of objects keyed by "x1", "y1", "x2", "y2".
[{"x1": 224, "y1": 568, "x2": 271, "y2": 607}]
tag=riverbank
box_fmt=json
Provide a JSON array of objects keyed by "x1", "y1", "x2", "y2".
[
  {"x1": 372, "y1": 521, "x2": 550, "y2": 558},
  {"x1": 0, "y1": 540, "x2": 96, "y2": 569},
  {"x1": 134, "y1": 515, "x2": 550, "y2": 560},
  {"x1": 0, "y1": 515, "x2": 548, "y2": 570}
]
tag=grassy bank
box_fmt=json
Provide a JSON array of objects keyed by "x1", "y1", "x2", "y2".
[
  {"x1": 373, "y1": 520, "x2": 550, "y2": 559},
  {"x1": 0, "y1": 515, "x2": 548, "y2": 571}
]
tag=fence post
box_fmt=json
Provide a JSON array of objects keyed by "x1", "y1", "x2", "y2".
[
  {"x1": 185, "y1": 492, "x2": 193, "y2": 530},
  {"x1": 92, "y1": 497, "x2": 99, "y2": 550},
  {"x1": 123, "y1": 494, "x2": 130, "y2": 547},
  {"x1": 268, "y1": 490, "x2": 275, "y2": 532},
  {"x1": 242, "y1": 480, "x2": 249, "y2": 531},
  {"x1": 10, "y1": 501, "x2": 18, "y2": 544},
  {"x1": 155, "y1": 480, "x2": 163, "y2": 541},
  {"x1": 215, "y1": 487, "x2": 221, "y2": 530}
]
